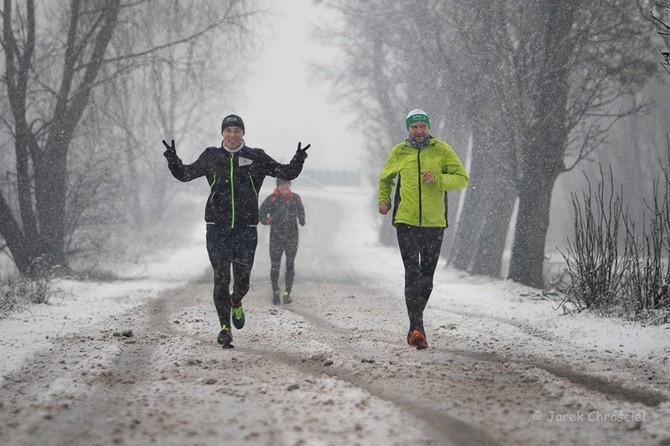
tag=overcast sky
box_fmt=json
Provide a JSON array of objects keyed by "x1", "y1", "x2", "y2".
[{"x1": 227, "y1": 0, "x2": 362, "y2": 171}]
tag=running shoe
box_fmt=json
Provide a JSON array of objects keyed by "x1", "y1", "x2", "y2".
[
  {"x1": 283, "y1": 291, "x2": 292, "y2": 304},
  {"x1": 217, "y1": 324, "x2": 233, "y2": 348},
  {"x1": 408, "y1": 329, "x2": 428, "y2": 350},
  {"x1": 231, "y1": 300, "x2": 245, "y2": 329},
  {"x1": 272, "y1": 289, "x2": 281, "y2": 305}
]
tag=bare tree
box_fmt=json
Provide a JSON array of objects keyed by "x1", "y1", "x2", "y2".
[
  {"x1": 433, "y1": 1, "x2": 519, "y2": 277},
  {"x1": 81, "y1": 1, "x2": 255, "y2": 264},
  {"x1": 650, "y1": 1, "x2": 670, "y2": 74},
  {"x1": 506, "y1": 0, "x2": 657, "y2": 287},
  {"x1": 0, "y1": 0, "x2": 258, "y2": 277},
  {"x1": 316, "y1": 0, "x2": 658, "y2": 288}
]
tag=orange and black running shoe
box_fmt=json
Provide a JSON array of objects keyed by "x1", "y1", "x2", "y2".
[{"x1": 408, "y1": 329, "x2": 428, "y2": 350}]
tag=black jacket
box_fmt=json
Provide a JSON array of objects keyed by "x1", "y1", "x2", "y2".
[
  {"x1": 166, "y1": 145, "x2": 305, "y2": 228},
  {"x1": 259, "y1": 190, "x2": 305, "y2": 239}
]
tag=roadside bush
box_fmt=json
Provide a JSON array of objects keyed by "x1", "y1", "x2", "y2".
[
  {"x1": 560, "y1": 167, "x2": 629, "y2": 311},
  {"x1": 622, "y1": 174, "x2": 670, "y2": 323},
  {"x1": 559, "y1": 156, "x2": 670, "y2": 324},
  {"x1": 0, "y1": 275, "x2": 53, "y2": 318}
]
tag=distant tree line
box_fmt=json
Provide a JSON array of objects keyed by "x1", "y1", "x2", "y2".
[
  {"x1": 300, "y1": 168, "x2": 361, "y2": 187},
  {"x1": 314, "y1": 0, "x2": 662, "y2": 289}
]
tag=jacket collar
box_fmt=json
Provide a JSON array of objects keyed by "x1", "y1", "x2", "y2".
[
  {"x1": 222, "y1": 140, "x2": 245, "y2": 153},
  {"x1": 406, "y1": 135, "x2": 432, "y2": 149}
]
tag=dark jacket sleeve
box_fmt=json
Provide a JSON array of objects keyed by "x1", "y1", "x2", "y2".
[
  {"x1": 259, "y1": 195, "x2": 273, "y2": 225},
  {"x1": 296, "y1": 195, "x2": 305, "y2": 226},
  {"x1": 256, "y1": 149, "x2": 306, "y2": 181},
  {"x1": 166, "y1": 149, "x2": 210, "y2": 182}
]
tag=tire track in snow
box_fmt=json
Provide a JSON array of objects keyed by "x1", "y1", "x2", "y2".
[{"x1": 438, "y1": 308, "x2": 669, "y2": 407}]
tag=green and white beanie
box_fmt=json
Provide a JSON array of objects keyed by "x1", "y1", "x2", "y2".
[{"x1": 406, "y1": 109, "x2": 430, "y2": 129}]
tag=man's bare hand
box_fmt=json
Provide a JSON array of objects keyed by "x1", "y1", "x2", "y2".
[
  {"x1": 422, "y1": 171, "x2": 435, "y2": 185},
  {"x1": 379, "y1": 201, "x2": 391, "y2": 215}
]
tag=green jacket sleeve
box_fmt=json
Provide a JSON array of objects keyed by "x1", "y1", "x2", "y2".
[
  {"x1": 435, "y1": 147, "x2": 469, "y2": 192},
  {"x1": 378, "y1": 148, "x2": 399, "y2": 205}
]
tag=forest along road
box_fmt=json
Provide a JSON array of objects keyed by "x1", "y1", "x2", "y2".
[{"x1": 1, "y1": 187, "x2": 669, "y2": 446}]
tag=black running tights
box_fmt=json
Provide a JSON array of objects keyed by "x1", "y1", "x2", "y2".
[
  {"x1": 269, "y1": 235, "x2": 298, "y2": 293},
  {"x1": 395, "y1": 224, "x2": 445, "y2": 331},
  {"x1": 206, "y1": 225, "x2": 257, "y2": 328}
]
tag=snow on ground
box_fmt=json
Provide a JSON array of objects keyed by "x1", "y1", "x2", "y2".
[
  {"x1": 3, "y1": 187, "x2": 667, "y2": 377},
  {"x1": 307, "y1": 186, "x2": 669, "y2": 362},
  {"x1": 0, "y1": 215, "x2": 210, "y2": 387},
  {"x1": 1, "y1": 185, "x2": 669, "y2": 445}
]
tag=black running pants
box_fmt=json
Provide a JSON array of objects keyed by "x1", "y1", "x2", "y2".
[
  {"x1": 206, "y1": 225, "x2": 258, "y2": 328},
  {"x1": 269, "y1": 232, "x2": 298, "y2": 293},
  {"x1": 395, "y1": 224, "x2": 445, "y2": 331}
]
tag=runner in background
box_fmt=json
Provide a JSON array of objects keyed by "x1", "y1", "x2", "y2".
[{"x1": 259, "y1": 178, "x2": 305, "y2": 305}]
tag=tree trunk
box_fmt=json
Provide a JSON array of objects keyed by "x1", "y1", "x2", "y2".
[
  {"x1": 35, "y1": 140, "x2": 70, "y2": 266},
  {"x1": 469, "y1": 185, "x2": 516, "y2": 277},
  {"x1": 507, "y1": 0, "x2": 575, "y2": 288},
  {"x1": 449, "y1": 113, "x2": 516, "y2": 277},
  {"x1": 508, "y1": 172, "x2": 557, "y2": 288},
  {"x1": 0, "y1": 195, "x2": 37, "y2": 275},
  {"x1": 0, "y1": 0, "x2": 121, "y2": 274}
]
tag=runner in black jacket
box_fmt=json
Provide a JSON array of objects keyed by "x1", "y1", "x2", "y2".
[
  {"x1": 162, "y1": 114, "x2": 310, "y2": 348},
  {"x1": 259, "y1": 178, "x2": 305, "y2": 305}
]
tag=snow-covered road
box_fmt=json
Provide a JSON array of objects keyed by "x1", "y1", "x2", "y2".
[{"x1": 1, "y1": 186, "x2": 669, "y2": 445}]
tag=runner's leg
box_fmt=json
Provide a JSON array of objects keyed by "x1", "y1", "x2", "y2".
[
  {"x1": 269, "y1": 233, "x2": 283, "y2": 293},
  {"x1": 396, "y1": 224, "x2": 422, "y2": 330},
  {"x1": 231, "y1": 227, "x2": 258, "y2": 303},
  {"x1": 417, "y1": 227, "x2": 445, "y2": 314},
  {"x1": 206, "y1": 225, "x2": 232, "y2": 327},
  {"x1": 284, "y1": 236, "x2": 298, "y2": 293}
]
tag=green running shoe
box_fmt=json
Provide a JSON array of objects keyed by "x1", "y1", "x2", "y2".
[
  {"x1": 231, "y1": 301, "x2": 245, "y2": 329},
  {"x1": 272, "y1": 289, "x2": 281, "y2": 305},
  {"x1": 283, "y1": 291, "x2": 292, "y2": 304},
  {"x1": 217, "y1": 324, "x2": 233, "y2": 348}
]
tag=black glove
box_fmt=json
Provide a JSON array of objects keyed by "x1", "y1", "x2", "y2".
[
  {"x1": 292, "y1": 142, "x2": 310, "y2": 163},
  {"x1": 162, "y1": 139, "x2": 179, "y2": 164}
]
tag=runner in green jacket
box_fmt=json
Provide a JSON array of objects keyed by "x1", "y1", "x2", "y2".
[{"x1": 378, "y1": 109, "x2": 468, "y2": 350}]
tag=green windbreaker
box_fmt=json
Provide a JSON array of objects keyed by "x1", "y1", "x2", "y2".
[{"x1": 378, "y1": 137, "x2": 469, "y2": 227}]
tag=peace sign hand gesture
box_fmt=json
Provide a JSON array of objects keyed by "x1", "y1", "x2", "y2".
[{"x1": 293, "y1": 142, "x2": 311, "y2": 162}]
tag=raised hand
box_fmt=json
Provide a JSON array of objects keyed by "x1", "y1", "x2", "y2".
[
  {"x1": 162, "y1": 139, "x2": 181, "y2": 166},
  {"x1": 162, "y1": 139, "x2": 176, "y2": 156},
  {"x1": 294, "y1": 142, "x2": 311, "y2": 161}
]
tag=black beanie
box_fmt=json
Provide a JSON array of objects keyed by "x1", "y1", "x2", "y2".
[{"x1": 221, "y1": 114, "x2": 245, "y2": 132}]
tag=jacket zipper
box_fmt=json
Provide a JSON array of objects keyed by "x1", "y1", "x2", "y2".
[
  {"x1": 230, "y1": 155, "x2": 235, "y2": 228},
  {"x1": 416, "y1": 148, "x2": 422, "y2": 226}
]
